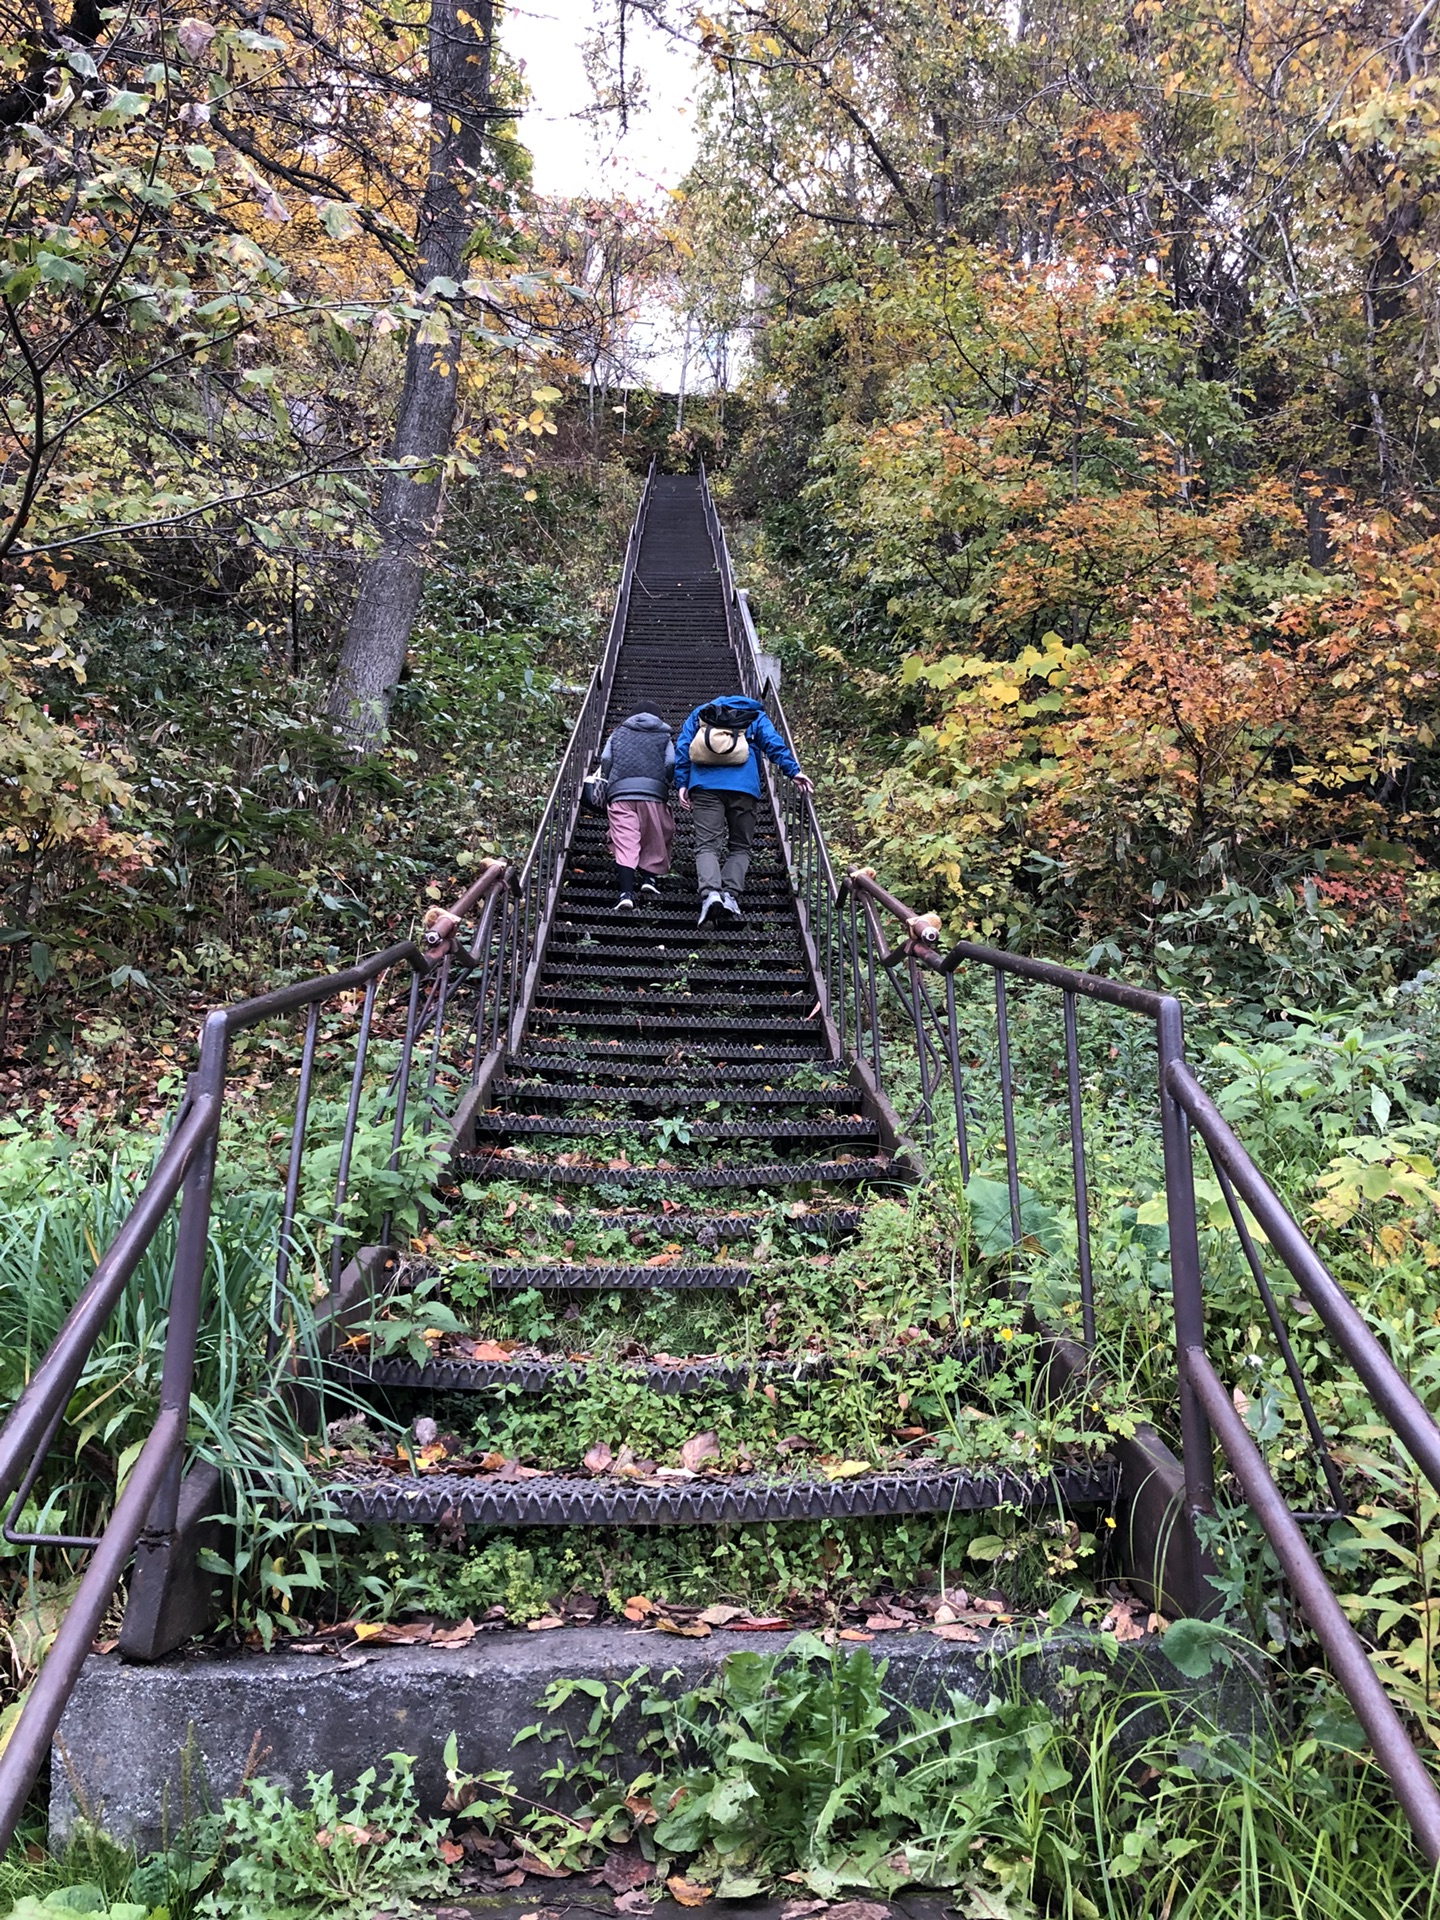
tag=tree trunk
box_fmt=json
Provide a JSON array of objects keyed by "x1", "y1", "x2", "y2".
[{"x1": 327, "y1": 0, "x2": 494, "y2": 748}]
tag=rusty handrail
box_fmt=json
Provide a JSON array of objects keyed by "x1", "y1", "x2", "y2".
[
  {"x1": 0, "y1": 853, "x2": 513, "y2": 1848},
  {"x1": 835, "y1": 867, "x2": 1440, "y2": 1864}
]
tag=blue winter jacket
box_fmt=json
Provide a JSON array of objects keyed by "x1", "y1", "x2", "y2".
[{"x1": 673, "y1": 696, "x2": 801, "y2": 798}]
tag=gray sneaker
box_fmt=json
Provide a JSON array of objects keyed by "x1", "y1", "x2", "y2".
[
  {"x1": 698, "y1": 890, "x2": 724, "y2": 926},
  {"x1": 720, "y1": 890, "x2": 743, "y2": 923}
]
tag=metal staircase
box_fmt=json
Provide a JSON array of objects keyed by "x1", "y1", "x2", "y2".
[
  {"x1": 314, "y1": 472, "x2": 1114, "y2": 1532},
  {"x1": 5, "y1": 467, "x2": 1440, "y2": 1865}
]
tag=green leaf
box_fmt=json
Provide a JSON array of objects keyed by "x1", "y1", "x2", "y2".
[
  {"x1": 1160, "y1": 1616, "x2": 1227, "y2": 1678},
  {"x1": 38, "y1": 252, "x2": 87, "y2": 290},
  {"x1": 964, "y1": 1175, "x2": 1062, "y2": 1256}
]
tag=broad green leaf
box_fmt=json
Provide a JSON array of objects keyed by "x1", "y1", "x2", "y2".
[
  {"x1": 38, "y1": 252, "x2": 87, "y2": 289},
  {"x1": 1160, "y1": 1616, "x2": 1227, "y2": 1678}
]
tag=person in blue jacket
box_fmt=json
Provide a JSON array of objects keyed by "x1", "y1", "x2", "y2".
[{"x1": 674, "y1": 694, "x2": 813, "y2": 925}]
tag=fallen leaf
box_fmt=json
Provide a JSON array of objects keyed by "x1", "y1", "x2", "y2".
[
  {"x1": 432, "y1": 1618, "x2": 478, "y2": 1647},
  {"x1": 623, "y1": 1594, "x2": 656, "y2": 1622},
  {"x1": 697, "y1": 1604, "x2": 745, "y2": 1626},
  {"x1": 822, "y1": 1459, "x2": 869, "y2": 1480},
  {"x1": 667, "y1": 1874, "x2": 714, "y2": 1906},
  {"x1": 838, "y1": 1629, "x2": 874, "y2": 1642},
  {"x1": 526, "y1": 1614, "x2": 565, "y2": 1631},
  {"x1": 781, "y1": 1902, "x2": 831, "y2": 1920},
  {"x1": 597, "y1": 1844, "x2": 656, "y2": 1893},
  {"x1": 864, "y1": 1614, "x2": 910, "y2": 1632},
  {"x1": 467, "y1": 1340, "x2": 520, "y2": 1362},
  {"x1": 624, "y1": 1792, "x2": 657, "y2": 1825},
  {"x1": 350, "y1": 1620, "x2": 431, "y2": 1645},
  {"x1": 655, "y1": 1615, "x2": 711, "y2": 1638},
  {"x1": 932, "y1": 1624, "x2": 979, "y2": 1642},
  {"x1": 828, "y1": 1904, "x2": 890, "y2": 1920},
  {"x1": 496, "y1": 1870, "x2": 526, "y2": 1888},
  {"x1": 1102, "y1": 1599, "x2": 1147, "y2": 1643},
  {"x1": 584, "y1": 1441, "x2": 615, "y2": 1473},
  {"x1": 439, "y1": 1837, "x2": 466, "y2": 1865},
  {"x1": 679, "y1": 1430, "x2": 720, "y2": 1472},
  {"x1": 728, "y1": 1615, "x2": 791, "y2": 1631}
]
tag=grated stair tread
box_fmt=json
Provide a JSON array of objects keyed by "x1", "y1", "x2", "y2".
[
  {"x1": 321, "y1": 1463, "x2": 1119, "y2": 1528},
  {"x1": 470, "y1": 1111, "x2": 876, "y2": 1142},
  {"x1": 495, "y1": 1082, "x2": 861, "y2": 1110},
  {"x1": 454, "y1": 1152, "x2": 896, "y2": 1190}
]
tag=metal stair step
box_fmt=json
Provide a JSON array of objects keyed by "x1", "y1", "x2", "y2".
[
  {"x1": 321, "y1": 1463, "x2": 1119, "y2": 1528},
  {"x1": 534, "y1": 989, "x2": 814, "y2": 1015},
  {"x1": 474, "y1": 1262, "x2": 752, "y2": 1289},
  {"x1": 495, "y1": 1082, "x2": 862, "y2": 1110},
  {"x1": 455, "y1": 1153, "x2": 895, "y2": 1190},
  {"x1": 527, "y1": 1011, "x2": 824, "y2": 1038},
  {"x1": 506, "y1": 1046, "x2": 834, "y2": 1073},
  {"x1": 547, "y1": 932, "x2": 805, "y2": 959},
  {"x1": 543, "y1": 964, "x2": 809, "y2": 985},
  {"x1": 469, "y1": 1113, "x2": 878, "y2": 1144},
  {"x1": 331, "y1": 1351, "x2": 827, "y2": 1395},
  {"x1": 556, "y1": 917, "x2": 802, "y2": 940}
]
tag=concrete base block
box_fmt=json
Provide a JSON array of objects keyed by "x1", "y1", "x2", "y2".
[{"x1": 51, "y1": 1624, "x2": 1261, "y2": 1851}]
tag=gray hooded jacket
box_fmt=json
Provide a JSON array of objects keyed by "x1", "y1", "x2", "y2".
[{"x1": 600, "y1": 712, "x2": 675, "y2": 804}]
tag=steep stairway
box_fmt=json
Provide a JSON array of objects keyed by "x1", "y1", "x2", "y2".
[{"x1": 314, "y1": 477, "x2": 1116, "y2": 1562}]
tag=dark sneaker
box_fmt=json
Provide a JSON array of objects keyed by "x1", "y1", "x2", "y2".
[
  {"x1": 615, "y1": 893, "x2": 636, "y2": 912},
  {"x1": 639, "y1": 876, "x2": 661, "y2": 897},
  {"x1": 720, "y1": 891, "x2": 743, "y2": 923},
  {"x1": 698, "y1": 891, "x2": 724, "y2": 926}
]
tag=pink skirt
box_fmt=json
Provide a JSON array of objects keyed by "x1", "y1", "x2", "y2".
[{"x1": 607, "y1": 800, "x2": 675, "y2": 875}]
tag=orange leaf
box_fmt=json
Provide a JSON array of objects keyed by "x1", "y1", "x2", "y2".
[
  {"x1": 668, "y1": 1875, "x2": 714, "y2": 1906},
  {"x1": 467, "y1": 1340, "x2": 518, "y2": 1362}
]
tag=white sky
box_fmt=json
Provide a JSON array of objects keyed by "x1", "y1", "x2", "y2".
[{"x1": 503, "y1": 0, "x2": 701, "y2": 206}]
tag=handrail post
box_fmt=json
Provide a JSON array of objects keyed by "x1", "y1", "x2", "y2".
[
  {"x1": 145, "y1": 1010, "x2": 226, "y2": 1539},
  {"x1": 1158, "y1": 994, "x2": 1215, "y2": 1600}
]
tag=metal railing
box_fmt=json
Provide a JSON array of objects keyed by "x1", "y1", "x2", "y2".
[
  {"x1": 0, "y1": 465, "x2": 656, "y2": 1848},
  {"x1": 848, "y1": 880, "x2": 1440, "y2": 1862},
  {"x1": 488, "y1": 458, "x2": 654, "y2": 1060},
  {"x1": 0, "y1": 859, "x2": 510, "y2": 1845},
  {"x1": 698, "y1": 465, "x2": 1440, "y2": 1863}
]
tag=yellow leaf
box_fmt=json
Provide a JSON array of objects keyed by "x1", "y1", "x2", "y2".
[{"x1": 668, "y1": 1876, "x2": 714, "y2": 1906}]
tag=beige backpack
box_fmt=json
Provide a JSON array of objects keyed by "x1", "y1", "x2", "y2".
[{"x1": 688, "y1": 705, "x2": 753, "y2": 767}]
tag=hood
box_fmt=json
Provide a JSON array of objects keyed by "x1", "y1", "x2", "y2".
[
  {"x1": 620, "y1": 712, "x2": 671, "y2": 733},
  {"x1": 702, "y1": 696, "x2": 764, "y2": 719}
]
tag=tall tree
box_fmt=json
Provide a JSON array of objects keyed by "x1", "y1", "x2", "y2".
[{"x1": 327, "y1": 0, "x2": 498, "y2": 746}]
